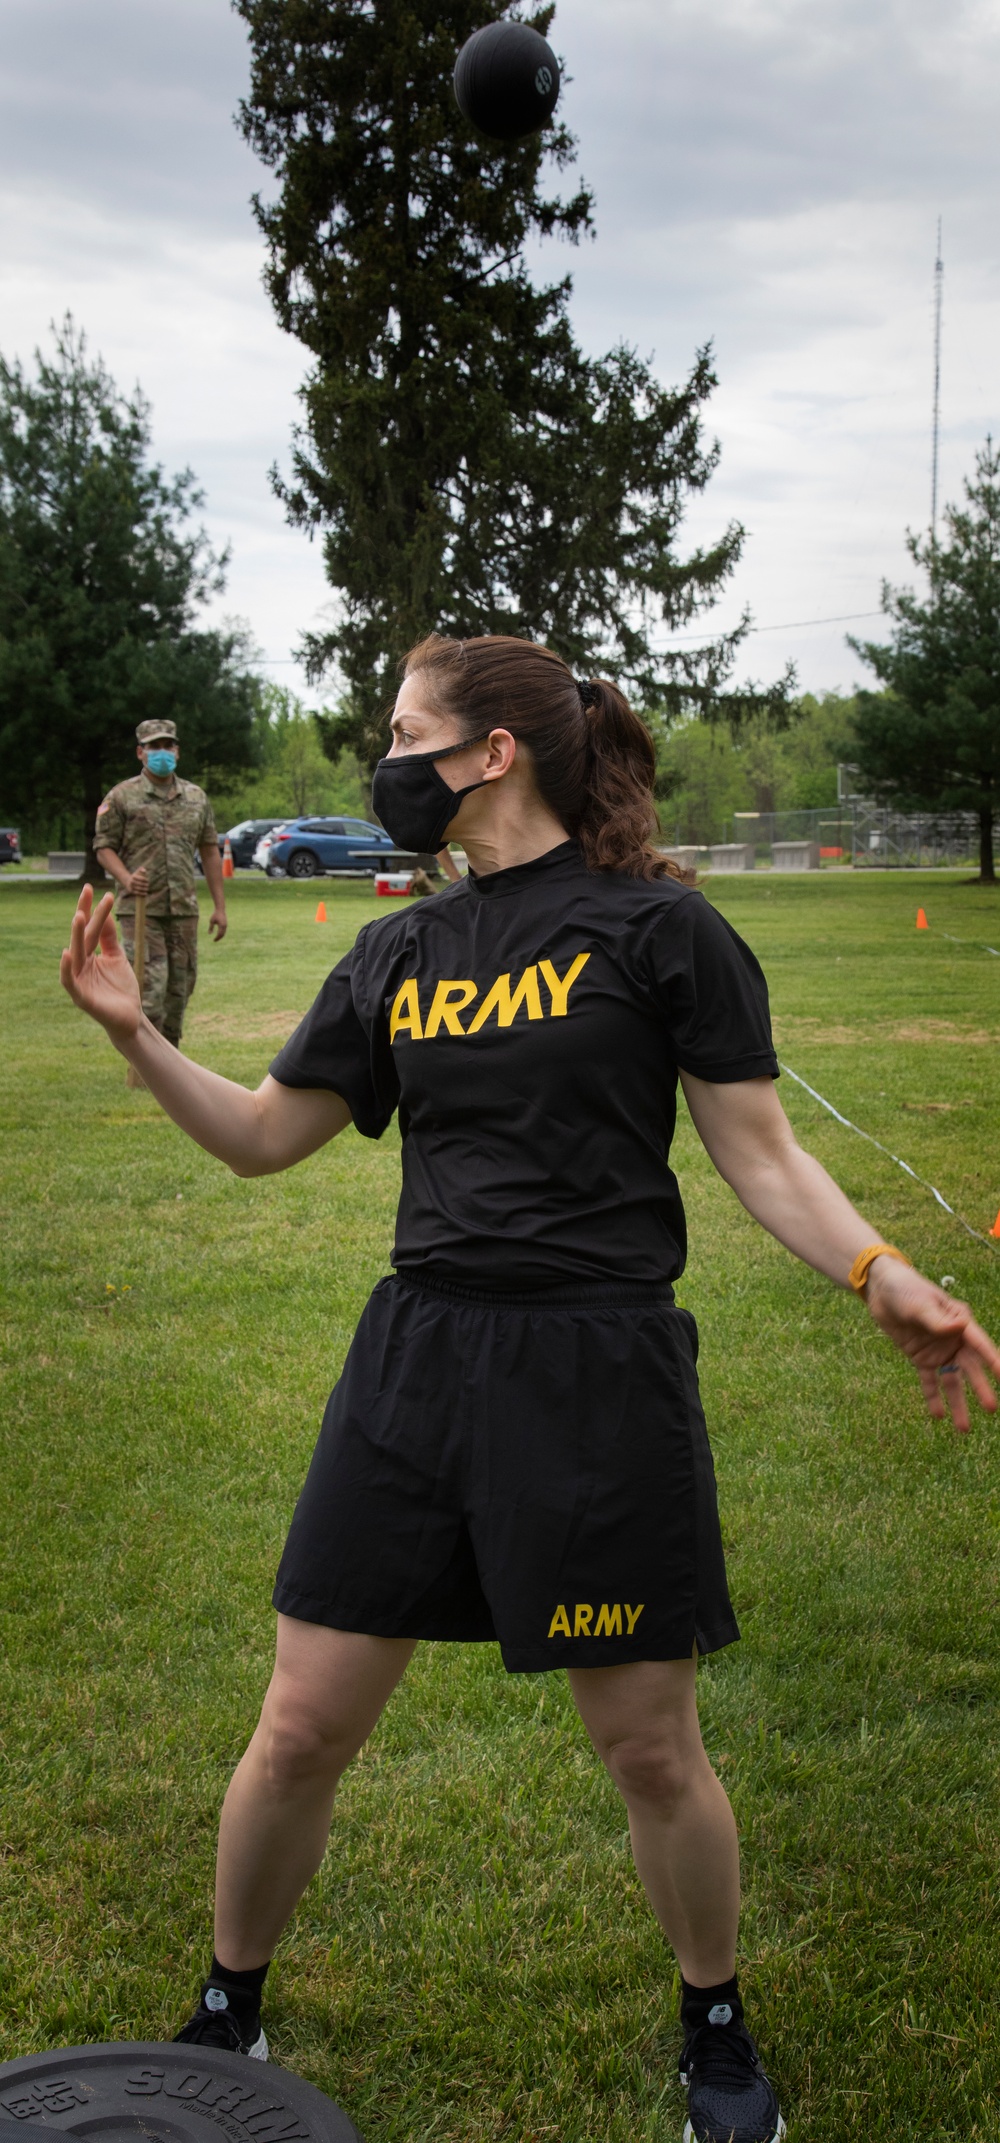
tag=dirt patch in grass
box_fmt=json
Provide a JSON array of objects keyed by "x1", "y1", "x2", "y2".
[
  {"x1": 890, "y1": 1019, "x2": 999, "y2": 1045},
  {"x1": 774, "y1": 1015, "x2": 999, "y2": 1047},
  {"x1": 900, "y1": 1099, "x2": 975, "y2": 1113},
  {"x1": 99, "y1": 1113, "x2": 166, "y2": 1126},
  {"x1": 773, "y1": 1018, "x2": 859, "y2": 1046},
  {"x1": 188, "y1": 1009, "x2": 303, "y2": 1040}
]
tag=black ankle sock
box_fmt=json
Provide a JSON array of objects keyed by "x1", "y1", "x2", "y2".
[
  {"x1": 681, "y1": 1973, "x2": 743, "y2": 2034},
  {"x1": 208, "y1": 1955, "x2": 270, "y2": 2010}
]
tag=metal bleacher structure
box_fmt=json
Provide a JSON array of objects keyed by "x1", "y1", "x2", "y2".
[{"x1": 661, "y1": 767, "x2": 982, "y2": 871}]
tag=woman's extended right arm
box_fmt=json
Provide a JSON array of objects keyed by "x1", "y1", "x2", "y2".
[{"x1": 60, "y1": 888, "x2": 350, "y2": 1176}]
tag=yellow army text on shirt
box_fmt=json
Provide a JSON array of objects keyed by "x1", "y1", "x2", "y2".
[{"x1": 95, "y1": 771, "x2": 217, "y2": 917}]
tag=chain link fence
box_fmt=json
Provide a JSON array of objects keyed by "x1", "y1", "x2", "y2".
[{"x1": 719, "y1": 804, "x2": 983, "y2": 868}]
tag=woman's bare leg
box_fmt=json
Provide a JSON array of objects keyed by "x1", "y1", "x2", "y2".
[
  {"x1": 214, "y1": 1617, "x2": 416, "y2": 1969},
  {"x1": 568, "y1": 1657, "x2": 739, "y2": 1986}
]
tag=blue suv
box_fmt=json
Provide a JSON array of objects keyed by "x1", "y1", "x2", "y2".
[{"x1": 266, "y1": 816, "x2": 414, "y2": 879}]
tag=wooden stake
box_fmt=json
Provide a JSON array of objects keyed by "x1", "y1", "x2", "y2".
[{"x1": 126, "y1": 893, "x2": 147, "y2": 1089}]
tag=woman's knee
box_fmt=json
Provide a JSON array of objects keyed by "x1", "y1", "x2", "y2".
[
  {"x1": 602, "y1": 1729, "x2": 702, "y2": 1813},
  {"x1": 254, "y1": 1690, "x2": 358, "y2": 1791}
]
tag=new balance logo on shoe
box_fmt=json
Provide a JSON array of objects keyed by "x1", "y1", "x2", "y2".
[
  {"x1": 204, "y1": 1989, "x2": 229, "y2": 2012},
  {"x1": 708, "y1": 2003, "x2": 733, "y2": 2025}
]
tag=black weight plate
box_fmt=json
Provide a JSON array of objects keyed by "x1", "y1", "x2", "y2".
[{"x1": 0, "y1": 2045, "x2": 361, "y2": 2143}]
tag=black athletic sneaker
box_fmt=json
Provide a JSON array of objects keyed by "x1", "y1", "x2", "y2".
[
  {"x1": 680, "y1": 2015, "x2": 784, "y2": 2142},
  {"x1": 174, "y1": 1977, "x2": 269, "y2": 2061}
]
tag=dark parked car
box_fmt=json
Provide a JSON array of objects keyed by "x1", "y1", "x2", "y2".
[
  {"x1": 264, "y1": 816, "x2": 420, "y2": 879},
  {"x1": 218, "y1": 818, "x2": 288, "y2": 869},
  {"x1": 0, "y1": 827, "x2": 22, "y2": 866}
]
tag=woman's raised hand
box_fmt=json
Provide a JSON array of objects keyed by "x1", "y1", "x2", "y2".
[
  {"x1": 865, "y1": 1255, "x2": 1000, "y2": 1434},
  {"x1": 60, "y1": 886, "x2": 142, "y2": 1043}
]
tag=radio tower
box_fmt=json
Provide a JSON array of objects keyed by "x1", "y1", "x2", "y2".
[{"x1": 930, "y1": 217, "x2": 943, "y2": 544}]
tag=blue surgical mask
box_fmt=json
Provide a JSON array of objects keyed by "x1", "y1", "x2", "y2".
[{"x1": 146, "y1": 749, "x2": 177, "y2": 776}]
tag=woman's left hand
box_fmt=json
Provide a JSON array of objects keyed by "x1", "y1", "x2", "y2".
[{"x1": 865, "y1": 1255, "x2": 1000, "y2": 1432}]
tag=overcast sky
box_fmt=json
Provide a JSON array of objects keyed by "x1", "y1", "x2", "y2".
[{"x1": 3, "y1": 0, "x2": 998, "y2": 701}]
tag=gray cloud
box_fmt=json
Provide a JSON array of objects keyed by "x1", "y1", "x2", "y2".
[
  {"x1": 1, "y1": 0, "x2": 257, "y2": 226},
  {"x1": 563, "y1": 0, "x2": 1000, "y2": 217}
]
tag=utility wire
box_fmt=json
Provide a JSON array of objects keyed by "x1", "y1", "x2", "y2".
[
  {"x1": 653, "y1": 608, "x2": 884, "y2": 651},
  {"x1": 258, "y1": 607, "x2": 887, "y2": 667}
]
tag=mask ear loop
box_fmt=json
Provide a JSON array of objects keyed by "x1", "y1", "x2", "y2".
[
  {"x1": 431, "y1": 731, "x2": 493, "y2": 763},
  {"x1": 379, "y1": 731, "x2": 493, "y2": 769}
]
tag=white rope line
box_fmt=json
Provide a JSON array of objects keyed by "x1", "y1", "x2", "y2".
[
  {"x1": 939, "y1": 930, "x2": 1000, "y2": 957},
  {"x1": 779, "y1": 1062, "x2": 999, "y2": 1252}
]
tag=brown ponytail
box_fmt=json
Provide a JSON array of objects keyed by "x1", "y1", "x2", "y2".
[{"x1": 401, "y1": 633, "x2": 689, "y2": 883}]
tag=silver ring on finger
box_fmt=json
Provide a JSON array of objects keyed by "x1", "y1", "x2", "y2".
[{"x1": 939, "y1": 1363, "x2": 961, "y2": 1375}]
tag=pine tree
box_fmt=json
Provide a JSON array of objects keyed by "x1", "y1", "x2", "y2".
[
  {"x1": 851, "y1": 440, "x2": 1000, "y2": 884},
  {"x1": 236, "y1": 0, "x2": 783, "y2": 763},
  {"x1": 0, "y1": 320, "x2": 261, "y2": 879}
]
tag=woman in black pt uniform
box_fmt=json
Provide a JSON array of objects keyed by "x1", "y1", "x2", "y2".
[{"x1": 62, "y1": 635, "x2": 1000, "y2": 2143}]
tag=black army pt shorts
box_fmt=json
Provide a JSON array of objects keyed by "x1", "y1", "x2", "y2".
[{"x1": 273, "y1": 1274, "x2": 740, "y2": 1672}]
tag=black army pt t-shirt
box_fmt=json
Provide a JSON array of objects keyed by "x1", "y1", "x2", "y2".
[{"x1": 270, "y1": 842, "x2": 778, "y2": 1289}]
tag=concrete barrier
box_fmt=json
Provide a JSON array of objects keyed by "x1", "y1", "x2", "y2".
[
  {"x1": 772, "y1": 841, "x2": 821, "y2": 871},
  {"x1": 657, "y1": 847, "x2": 700, "y2": 872},
  {"x1": 47, "y1": 852, "x2": 86, "y2": 875},
  {"x1": 709, "y1": 843, "x2": 755, "y2": 871}
]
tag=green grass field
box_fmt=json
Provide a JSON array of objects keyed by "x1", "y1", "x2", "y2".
[{"x1": 2, "y1": 869, "x2": 1000, "y2": 2141}]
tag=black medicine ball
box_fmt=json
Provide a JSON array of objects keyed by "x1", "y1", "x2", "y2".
[{"x1": 453, "y1": 21, "x2": 561, "y2": 141}]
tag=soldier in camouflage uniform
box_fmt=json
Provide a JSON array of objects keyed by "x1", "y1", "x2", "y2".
[{"x1": 94, "y1": 719, "x2": 228, "y2": 1046}]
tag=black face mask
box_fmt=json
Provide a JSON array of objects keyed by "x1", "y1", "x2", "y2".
[{"x1": 371, "y1": 735, "x2": 491, "y2": 853}]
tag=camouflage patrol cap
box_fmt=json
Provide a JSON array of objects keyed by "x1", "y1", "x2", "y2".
[{"x1": 136, "y1": 718, "x2": 179, "y2": 745}]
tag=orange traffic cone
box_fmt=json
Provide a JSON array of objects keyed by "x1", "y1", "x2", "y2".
[
  {"x1": 315, "y1": 900, "x2": 327, "y2": 922},
  {"x1": 990, "y1": 1208, "x2": 1000, "y2": 1240},
  {"x1": 916, "y1": 907, "x2": 928, "y2": 929},
  {"x1": 222, "y1": 837, "x2": 234, "y2": 879}
]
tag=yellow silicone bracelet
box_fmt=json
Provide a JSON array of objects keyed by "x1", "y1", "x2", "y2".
[{"x1": 847, "y1": 1243, "x2": 912, "y2": 1295}]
